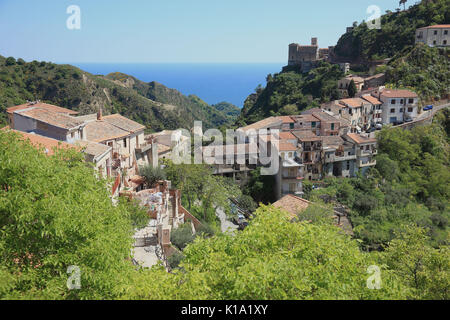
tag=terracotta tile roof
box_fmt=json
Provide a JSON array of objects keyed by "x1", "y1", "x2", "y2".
[
  {"x1": 10, "y1": 129, "x2": 76, "y2": 156},
  {"x1": 339, "y1": 98, "x2": 368, "y2": 108},
  {"x1": 239, "y1": 117, "x2": 283, "y2": 132},
  {"x1": 6, "y1": 102, "x2": 78, "y2": 115},
  {"x1": 76, "y1": 141, "x2": 111, "y2": 158},
  {"x1": 291, "y1": 130, "x2": 322, "y2": 142},
  {"x1": 273, "y1": 194, "x2": 311, "y2": 219},
  {"x1": 278, "y1": 141, "x2": 298, "y2": 152},
  {"x1": 417, "y1": 24, "x2": 450, "y2": 30},
  {"x1": 85, "y1": 120, "x2": 130, "y2": 143},
  {"x1": 344, "y1": 75, "x2": 365, "y2": 83},
  {"x1": 278, "y1": 116, "x2": 295, "y2": 124},
  {"x1": 380, "y1": 89, "x2": 418, "y2": 99},
  {"x1": 293, "y1": 114, "x2": 320, "y2": 122},
  {"x1": 345, "y1": 133, "x2": 377, "y2": 144},
  {"x1": 361, "y1": 95, "x2": 382, "y2": 105},
  {"x1": 103, "y1": 114, "x2": 145, "y2": 133},
  {"x1": 321, "y1": 136, "x2": 344, "y2": 148},
  {"x1": 16, "y1": 108, "x2": 85, "y2": 129},
  {"x1": 312, "y1": 111, "x2": 340, "y2": 123},
  {"x1": 279, "y1": 131, "x2": 296, "y2": 140}
]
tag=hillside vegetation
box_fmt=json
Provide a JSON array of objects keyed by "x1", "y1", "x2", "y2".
[
  {"x1": 333, "y1": 0, "x2": 450, "y2": 62},
  {"x1": 237, "y1": 62, "x2": 343, "y2": 125},
  {"x1": 0, "y1": 56, "x2": 238, "y2": 131},
  {"x1": 385, "y1": 45, "x2": 450, "y2": 101}
]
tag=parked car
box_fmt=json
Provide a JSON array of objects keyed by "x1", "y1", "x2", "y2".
[
  {"x1": 423, "y1": 105, "x2": 434, "y2": 111},
  {"x1": 366, "y1": 127, "x2": 377, "y2": 133},
  {"x1": 405, "y1": 118, "x2": 413, "y2": 123},
  {"x1": 232, "y1": 214, "x2": 246, "y2": 225},
  {"x1": 375, "y1": 123, "x2": 383, "y2": 130}
]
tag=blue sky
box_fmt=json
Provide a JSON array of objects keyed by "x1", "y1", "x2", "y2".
[{"x1": 0, "y1": 0, "x2": 401, "y2": 63}]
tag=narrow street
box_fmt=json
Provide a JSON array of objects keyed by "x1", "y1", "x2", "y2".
[{"x1": 216, "y1": 207, "x2": 238, "y2": 234}]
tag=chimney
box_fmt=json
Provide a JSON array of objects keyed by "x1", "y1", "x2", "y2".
[
  {"x1": 97, "y1": 108, "x2": 103, "y2": 121},
  {"x1": 311, "y1": 37, "x2": 318, "y2": 46}
]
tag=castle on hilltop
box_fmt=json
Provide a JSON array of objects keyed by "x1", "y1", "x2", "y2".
[{"x1": 288, "y1": 37, "x2": 346, "y2": 73}]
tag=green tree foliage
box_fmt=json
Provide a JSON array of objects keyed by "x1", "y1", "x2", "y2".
[
  {"x1": 164, "y1": 161, "x2": 241, "y2": 223},
  {"x1": 348, "y1": 79, "x2": 357, "y2": 98},
  {"x1": 333, "y1": 0, "x2": 450, "y2": 61},
  {"x1": 242, "y1": 168, "x2": 277, "y2": 204},
  {"x1": 382, "y1": 225, "x2": 449, "y2": 299},
  {"x1": 0, "y1": 130, "x2": 149, "y2": 299},
  {"x1": 139, "y1": 165, "x2": 166, "y2": 188},
  {"x1": 238, "y1": 62, "x2": 343, "y2": 125},
  {"x1": 121, "y1": 205, "x2": 419, "y2": 300},
  {"x1": 385, "y1": 45, "x2": 450, "y2": 101}
]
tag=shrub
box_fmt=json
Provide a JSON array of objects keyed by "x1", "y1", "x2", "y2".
[{"x1": 170, "y1": 223, "x2": 195, "y2": 250}]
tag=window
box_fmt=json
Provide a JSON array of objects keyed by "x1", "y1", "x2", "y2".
[
  {"x1": 347, "y1": 161, "x2": 350, "y2": 170},
  {"x1": 408, "y1": 98, "x2": 414, "y2": 104},
  {"x1": 136, "y1": 136, "x2": 139, "y2": 146},
  {"x1": 445, "y1": 30, "x2": 448, "y2": 35},
  {"x1": 400, "y1": 99, "x2": 404, "y2": 104},
  {"x1": 444, "y1": 40, "x2": 448, "y2": 45},
  {"x1": 400, "y1": 108, "x2": 404, "y2": 113},
  {"x1": 281, "y1": 152, "x2": 285, "y2": 159},
  {"x1": 288, "y1": 152, "x2": 293, "y2": 158},
  {"x1": 408, "y1": 107, "x2": 413, "y2": 112},
  {"x1": 433, "y1": 40, "x2": 437, "y2": 45},
  {"x1": 289, "y1": 123, "x2": 294, "y2": 129},
  {"x1": 71, "y1": 132, "x2": 75, "y2": 139},
  {"x1": 391, "y1": 99, "x2": 396, "y2": 104},
  {"x1": 434, "y1": 30, "x2": 438, "y2": 35},
  {"x1": 311, "y1": 122, "x2": 316, "y2": 128},
  {"x1": 390, "y1": 108, "x2": 395, "y2": 113},
  {"x1": 331, "y1": 123, "x2": 335, "y2": 130},
  {"x1": 123, "y1": 138, "x2": 127, "y2": 148}
]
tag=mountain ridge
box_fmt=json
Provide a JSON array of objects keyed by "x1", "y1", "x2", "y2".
[{"x1": 0, "y1": 56, "x2": 239, "y2": 131}]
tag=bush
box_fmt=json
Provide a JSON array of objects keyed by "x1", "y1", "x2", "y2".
[
  {"x1": 5, "y1": 57, "x2": 16, "y2": 66},
  {"x1": 170, "y1": 223, "x2": 195, "y2": 250},
  {"x1": 168, "y1": 251, "x2": 185, "y2": 269}
]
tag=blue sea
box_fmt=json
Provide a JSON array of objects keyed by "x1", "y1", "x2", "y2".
[{"x1": 71, "y1": 63, "x2": 285, "y2": 108}]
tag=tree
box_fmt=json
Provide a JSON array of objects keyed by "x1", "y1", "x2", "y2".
[
  {"x1": 0, "y1": 130, "x2": 149, "y2": 299},
  {"x1": 139, "y1": 164, "x2": 166, "y2": 188},
  {"x1": 348, "y1": 79, "x2": 357, "y2": 98},
  {"x1": 5, "y1": 57, "x2": 16, "y2": 66},
  {"x1": 383, "y1": 225, "x2": 449, "y2": 299},
  {"x1": 399, "y1": 0, "x2": 407, "y2": 11}
]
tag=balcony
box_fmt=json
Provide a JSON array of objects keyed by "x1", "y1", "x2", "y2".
[
  {"x1": 358, "y1": 159, "x2": 377, "y2": 167},
  {"x1": 135, "y1": 142, "x2": 153, "y2": 154},
  {"x1": 324, "y1": 153, "x2": 357, "y2": 163}
]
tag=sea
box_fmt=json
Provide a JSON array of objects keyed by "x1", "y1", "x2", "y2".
[{"x1": 71, "y1": 63, "x2": 285, "y2": 108}]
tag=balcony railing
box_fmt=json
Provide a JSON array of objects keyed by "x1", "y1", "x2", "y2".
[{"x1": 135, "y1": 142, "x2": 153, "y2": 153}]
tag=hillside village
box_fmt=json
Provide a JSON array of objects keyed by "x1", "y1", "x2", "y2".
[
  {"x1": 0, "y1": 0, "x2": 449, "y2": 301},
  {"x1": 1, "y1": 23, "x2": 449, "y2": 270}
]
